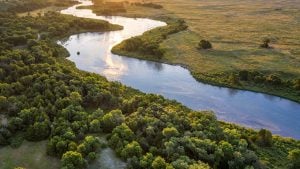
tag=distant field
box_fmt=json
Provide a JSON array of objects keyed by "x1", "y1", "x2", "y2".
[
  {"x1": 110, "y1": 0, "x2": 300, "y2": 75},
  {"x1": 104, "y1": 0, "x2": 300, "y2": 101},
  {"x1": 154, "y1": 0, "x2": 300, "y2": 76},
  {"x1": 0, "y1": 141, "x2": 60, "y2": 169}
]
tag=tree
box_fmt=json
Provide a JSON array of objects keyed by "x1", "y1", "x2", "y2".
[
  {"x1": 288, "y1": 149, "x2": 300, "y2": 169},
  {"x1": 260, "y1": 38, "x2": 271, "y2": 48},
  {"x1": 101, "y1": 109, "x2": 125, "y2": 132},
  {"x1": 26, "y1": 121, "x2": 50, "y2": 141},
  {"x1": 77, "y1": 136, "x2": 100, "y2": 156},
  {"x1": 266, "y1": 74, "x2": 281, "y2": 85},
  {"x1": 255, "y1": 129, "x2": 272, "y2": 147},
  {"x1": 8, "y1": 117, "x2": 23, "y2": 132},
  {"x1": 152, "y1": 156, "x2": 167, "y2": 169},
  {"x1": 162, "y1": 127, "x2": 179, "y2": 138},
  {"x1": 293, "y1": 79, "x2": 300, "y2": 90},
  {"x1": 69, "y1": 92, "x2": 82, "y2": 105},
  {"x1": 0, "y1": 96, "x2": 7, "y2": 110},
  {"x1": 189, "y1": 161, "x2": 211, "y2": 169},
  {"x1": 121, "y1": 141, "x2": 143, "y2": 159},
  {"x1": 89, "y1": 119, "x2": 101, "y2": 133},
  {"x1": 238, "y1": 70, "x2": 249, "y2": 81},
  {"x1": 140, "y1": 153, "x2": 155, "y2": 168},
  {"x1": 61, "y1": 151, "x2": 87, "y2": 169},
  {"x1": 198, "y1": 40, "x2": 212, "y2": 49}
]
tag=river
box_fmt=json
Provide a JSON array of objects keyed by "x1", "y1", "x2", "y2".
[{"x1": 59, "y1": 0, "x2": 300, "y2": 139}]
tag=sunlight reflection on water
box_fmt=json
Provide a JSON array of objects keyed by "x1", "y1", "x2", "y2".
[{"x1": 59, "y1": 0, "x2": 300, "y2": 139}]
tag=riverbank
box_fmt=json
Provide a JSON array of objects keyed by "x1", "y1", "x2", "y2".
[
  {"x1": 83, "y1": 0, "x2": 300, "y2": 103},
  {"x1": 1, "y1": 1, "x2": 300, "y2": 169}
]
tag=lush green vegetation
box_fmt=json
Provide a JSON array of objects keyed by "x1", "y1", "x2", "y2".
[
  {"x1": 77, "y1": 0, "x2": 127, "y2": 16},
  {"x1": 0, "y1": 11, "x2": 121, "y2": 51},
  {"x1": 0, "y1": 1, "x2": 300, "y2": 169},
  {"x1": 0, "y1": 0, "x2": 77, "y2": 13},
  {"x1": 132, "y1": 2, "x2": 163, "y2": 9},
  {"x1": 112, "y1": 17, "x2": 187, "y2": 59},
  {"x1": 77, "y1": 0, "x2": 165, "y2": 16}
]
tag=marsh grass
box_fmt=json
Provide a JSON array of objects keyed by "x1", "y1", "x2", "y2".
[{"x1": 0, "y1": 141, "x2": 60, "y2": 169}]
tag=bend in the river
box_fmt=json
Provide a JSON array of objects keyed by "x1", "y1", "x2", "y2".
[{"x1": 59, "y1": 0, "x2": 300, "y2": 139}]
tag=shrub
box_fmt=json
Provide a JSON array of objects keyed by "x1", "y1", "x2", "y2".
[
  {"x1": 198, "y1": 40, "x2": 212, "y2": 49},
  {"x1": 293, "y1": 79, "x2": 300, "y2": 90},
  {"x1": 265, "y1": 74, "x2": 282, "y2": 85},
  {"x1": 61, "y1": 151, "x2": 87, "y2": 169},
  {"x1": 152, "y1": 156, "x2": 167, "y2": 169},
  {"x1": 260, "y1": 38, "x2": 271, "y2": 48},
  {"x1": 288, "y1": 149, "x2": 300, "y2": 169},
  {"x1": 101, "y1": 109, "x2": 125, "y2": 132},
  {"x1": 255, "y1": 129, "x2": 273, "y2": 147},
  {"x1": 239, "y1": 70, "x2": 249, "y2": 81}
]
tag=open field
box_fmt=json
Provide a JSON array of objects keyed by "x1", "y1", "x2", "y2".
[
  {"x1": 0, "y1": 141, "x2": 60, "y2": 169},
  {"x1": 100, "y1": 0, "x2": 300, "y2": 102}
]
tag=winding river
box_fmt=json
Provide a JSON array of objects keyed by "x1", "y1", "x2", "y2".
[{"x1": 59, "y1": 0, "x2": 300, "y2": 139}]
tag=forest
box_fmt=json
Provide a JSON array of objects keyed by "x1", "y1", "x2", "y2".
[{"x1": 0, "y1": 0, "x2": 300, "y2": 169}]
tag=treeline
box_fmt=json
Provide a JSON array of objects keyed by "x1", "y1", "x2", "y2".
[
  {"x1": 0, "y1": 0, "x2": 77, "y2": 13},
  {"x1": 235, "y1": 70, "x2": 300, "y2": 90},
  {"x1": 0, "y1": 11, "x2": 122, "y2": 51},
  {"x1": 132, "y1": 2, "x2": 163, "y2": 9},
  {"x1": 112, "y1": 18, "x2": 188, "y2": 59},
  {"x1": 191, "y1": 70, "x2": 300, "y2": 102},
  {"x1": 0, "y1": 5, "x2": 300, "y2": 169},
  {"x1": 78, "y1": 0, "x2": 127, "y2": 15}
]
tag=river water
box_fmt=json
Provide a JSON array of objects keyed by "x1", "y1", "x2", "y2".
[{"x1": 59, "y1": 0, "x2": 300, "y2": 139}]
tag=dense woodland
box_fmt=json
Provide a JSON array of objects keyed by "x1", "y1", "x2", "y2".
[
  {"x1": 0, "y1": 1, "x2": 300, "y2": 169},
  {"x1": 0, "y1": 0, "x2": 78, "y2": 13}
]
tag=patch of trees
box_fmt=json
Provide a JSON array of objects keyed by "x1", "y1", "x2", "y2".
[
  {"x1": 132, "y1": 2, "x2": 163, "y2": 9},
  {"x1": 0, "y1": 0, "x2": 78, "y2": 13},
  {"x1": 113, "y1": 19, "x2": 188, "y2": 59},
  {"x1": 78, "y1": 1, "x2": 127, "y2": 15},
  {"x1": 0, "y1": 0, "x2": 50, "y2": 13},
  {"x1": 105, "y1": 104, "x2": 267, "y2": 169},
  {"x1": 288, "y1": 149, "x2": 300, "y2": 169},
  {"x1": 235, "y1": 70, "x2": 300, "y2": 91},
  {"x1": 0, "y1": 11, "x2": 121, "y2": 51}
]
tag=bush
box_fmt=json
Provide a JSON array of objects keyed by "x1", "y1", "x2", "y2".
[
  {"x1": 288, "y1": 149, "x2": 300, "y2": 169},
  {"x1": 198, "y1": 40, "x2": 212, "y2": 49},
  {"x1": 265, "y1": 74, "x2": 282, "y2": 85},
  {"x1": 87, "y1": 152, "x2": 97, "y2": 162},
  {"x1": 61, "y1": 151, "x2": 87, "y2": 169},
  {"x1": 239, "y1": 70, "x2": 249, "y2": 81},
  {"x1": 152, "y1": 156, "x2": 167, "y2": 169},
  {"x1": 255, "y1": 129, "x2": 273, "y2": 147},
  {"x1": 293, "y1": 79, "x2": 300, "y2": 90},
  {"x1": 260, "y1": 38, "x2": 271, "y2": 48},
  {"x1": 101, "y1": 109, "x2": 125, "y2": 132}
]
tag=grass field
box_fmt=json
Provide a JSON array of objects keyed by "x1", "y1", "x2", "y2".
[
  {"x1": 100, "y1": 0, "x2": 300, "y2": 102},
  {"x1": 0, "y1": 141, "x2": 60, "y2": 169}
]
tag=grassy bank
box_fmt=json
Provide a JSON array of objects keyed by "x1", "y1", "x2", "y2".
[
  {"x1": 1, "y1": 1, "x2": 300, "y2": 169},
  {"x1": 90, "y1": 0, "x2": 300, "y2": 102}
]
